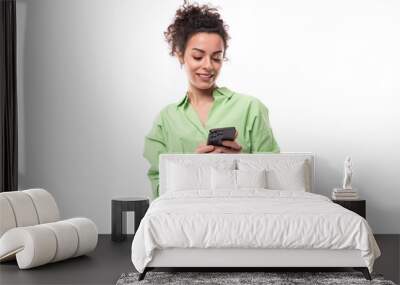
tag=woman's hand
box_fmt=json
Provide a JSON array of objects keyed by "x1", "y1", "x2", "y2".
[
  {"x1": 196, "y1": 131, "x2": 242, "y2": 154},
  {"x1": 216, "y1": 140, "x2": 242, "y2": 153},
  {"x1": 195, "y1": 143, "x2": 216, "y2": 153}
]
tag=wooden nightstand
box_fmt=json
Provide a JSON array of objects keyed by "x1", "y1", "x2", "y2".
[{"x1": 332, "y1": 199, "x2": 366, "y2": 219}]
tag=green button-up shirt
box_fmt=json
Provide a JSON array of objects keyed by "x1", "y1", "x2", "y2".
[{"x1": 143, "y1": 86, "x2": 280, "y2": 198}]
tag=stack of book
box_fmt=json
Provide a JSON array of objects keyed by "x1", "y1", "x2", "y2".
[{"x1": 332, "y1": 188, "x2": 359, "y2": 200}]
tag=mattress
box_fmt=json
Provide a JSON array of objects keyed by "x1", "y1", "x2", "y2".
[{"x1": 131, "y1": 189, "x2": 381, "y2": 273}]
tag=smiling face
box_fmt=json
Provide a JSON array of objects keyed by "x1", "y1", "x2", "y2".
[{"x1": 177, "y1": 32, "x2": 225, "y2": 92}]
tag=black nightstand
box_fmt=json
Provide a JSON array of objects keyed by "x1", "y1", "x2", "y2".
[
  {"x1": 111, "y1": 197, "x2": 149, "y2": 241},
  {"x1": 332, "y1": 199, "x2": 366, "y2": 219}
]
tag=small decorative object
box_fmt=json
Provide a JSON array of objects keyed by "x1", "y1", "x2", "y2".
[
  {"x1": 342, "y1": 156, "x2": 353, "y2": 190},
  {"x1": 332, "y1": 156, "x2": 359, "y2": 200}
]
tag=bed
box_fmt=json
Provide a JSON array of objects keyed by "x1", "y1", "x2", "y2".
[{"x1": 131, "y1": 153, "x2": 381, "y2": 281}]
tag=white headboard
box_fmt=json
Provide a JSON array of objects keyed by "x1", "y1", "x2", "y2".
[{"x1": 159, "y1": 153, "x2": 315, "y2": 195}]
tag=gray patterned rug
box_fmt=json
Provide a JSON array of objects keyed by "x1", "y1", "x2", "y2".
[{"x1": 116, "y1": 271, "x2": 396, "y2": 285}]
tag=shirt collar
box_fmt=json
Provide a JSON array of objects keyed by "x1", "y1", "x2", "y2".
[{"x1": 176, "y1": 86, "x2": 233, "y2": 109}]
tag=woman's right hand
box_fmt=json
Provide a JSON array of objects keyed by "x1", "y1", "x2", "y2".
[{"x1": 195, "y1": 143, "x2": 216, "y2": 153}]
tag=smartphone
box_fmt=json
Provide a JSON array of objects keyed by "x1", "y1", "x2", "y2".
[{"x1": 207, "y1": 127, "x2": 236, "y2": 146}]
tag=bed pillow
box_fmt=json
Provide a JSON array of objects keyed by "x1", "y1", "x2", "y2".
[
  {"x1": 166, "y1": 160, "x2": 235, "y2": 192},
  {"x1": 211, "y1": 168, "x2": 268, "y2": 190},
  {"x1": 166, "y1": 162, "x2": 209, "y2": 191},
  {"x1": 267, "y1": 163, "x2": 307, "y2": 191},
  {"x1": 236, "y1": 169, "x2": 267, "y2": 189},
  {"x1": 238, "y1": 159, "x2": 309, "y2": 191},
  {"x1": 211, "y1": 168, "x2": 236, "y2": 190}
]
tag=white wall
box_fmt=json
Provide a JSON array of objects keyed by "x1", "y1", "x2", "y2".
[{"x1": 16, "y1": 0, "x2": 400, "y2": 233}]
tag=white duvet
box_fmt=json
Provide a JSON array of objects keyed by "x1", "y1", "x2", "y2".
[{"x1": 131, "y1": 190, "x2": 380, "y2": 273}]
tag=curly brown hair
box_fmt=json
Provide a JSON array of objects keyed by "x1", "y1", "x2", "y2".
[{"x1": 164, "y1": 1, "x2": 230, "y2": 58}]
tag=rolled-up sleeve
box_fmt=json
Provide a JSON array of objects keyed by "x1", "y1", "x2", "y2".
[
  {"x1": 249, "y1": 99, "x2": 280, "y2": 153},
  {"x1": 143, "y1": 113, "x2": 166, "y2": 198}
]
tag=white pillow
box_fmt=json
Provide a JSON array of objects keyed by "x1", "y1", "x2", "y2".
[
  {"x1": 165, "y1": 159, "x2": 236, "y2": 192},
  {"x1": 211, "y1": 168, "x2": 236, "y2": 190},
  {"x1": 238, "y1": 159, "x2": 309, "y2": 191},
  {"x1": 267, "y1": 165, "x2": 306, "y2": 191},
  {"x1": 167, "y1": 162, "x2": 209, "y2": 191},
  {"x1": 211, "y1": 168, "x2": 267, "y2": 190},
  {"x1": 236, "y1": 169, "x2": 267, "y2": 189}
]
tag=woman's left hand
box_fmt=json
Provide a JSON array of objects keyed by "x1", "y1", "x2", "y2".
[{"x1": 213, "y1": 140, "x2": 242, "y2": 153}]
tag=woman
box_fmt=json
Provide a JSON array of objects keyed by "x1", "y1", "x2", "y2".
[{"x1": 144, "y1": 2, "x2": 280, "y2": 198}]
